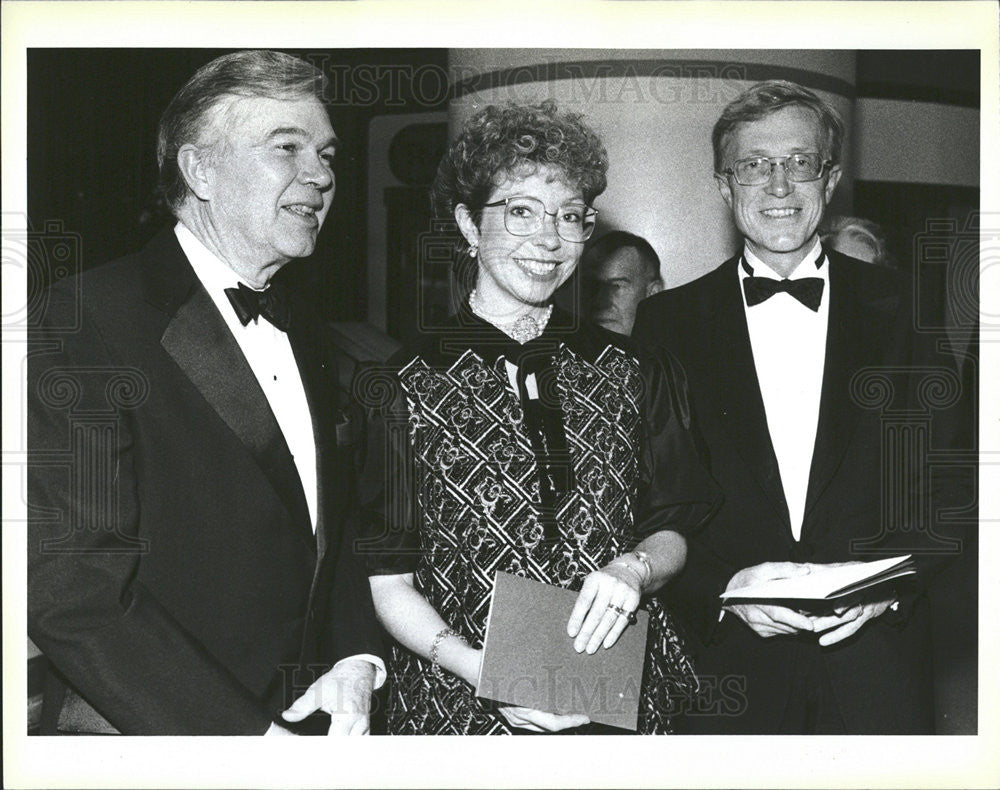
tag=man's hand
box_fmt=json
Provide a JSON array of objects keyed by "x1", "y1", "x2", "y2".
[
  {"x1": 723, "y1": 562, "x2": 815, "y2": 638},
  {"x1": 808, "y1": 596, "x2": 896, "y2": 646},
  {"x1": 791, "y1": 561, "x2": 897, "y2": 646},
  {"x1": 281, "y1": 659, "x2": 375, "y2": 735},
  {"x1": 497, "y1": 706, "x2": 590, "y2": 733}
]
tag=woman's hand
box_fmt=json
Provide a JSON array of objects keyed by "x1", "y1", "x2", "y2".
[
  {"x1": 566, "y1": 562, "x2": 642, "y2": 653},
  {"x1": 497, "y1": 705, "x2": 590, "y2": 732}
]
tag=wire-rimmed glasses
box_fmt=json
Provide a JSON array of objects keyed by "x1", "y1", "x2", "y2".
[
  {"x1": 481, "y1": 196, "x2": 598, "y2": 242},
  {"x1": 722, "y1": 153, "x2": 832, "y2": 186}
]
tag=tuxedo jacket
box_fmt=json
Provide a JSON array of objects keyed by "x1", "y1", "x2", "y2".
[
  {"x1": 28, "y1": 228, "x2": 383, "y2": 734},
  {"x1": 632, "y1": 250, "x2": 968, "y2": 734}
]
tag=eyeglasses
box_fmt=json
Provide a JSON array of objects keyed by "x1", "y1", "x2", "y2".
[
  {"x1": 481, "y1": 196, "x2": 598, "y2": 242},
  {"x1": 722, "y1": 153, "x2": 831, "y2": 186}
]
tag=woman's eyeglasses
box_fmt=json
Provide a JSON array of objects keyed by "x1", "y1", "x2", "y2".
[{"x1": 482, "y1": 196, "x2": 598, "y2": 242}]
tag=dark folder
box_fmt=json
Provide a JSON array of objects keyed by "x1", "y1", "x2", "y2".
[{"x1": 475, "y1": 571, "x2": 649, "y2": 731}]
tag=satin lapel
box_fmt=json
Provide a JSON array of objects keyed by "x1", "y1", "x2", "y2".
[
  {"x1": 699, "y1": 261, "x2": 791, "y2": 529},
  {"x1": 286, "y1": 312, "x2": 335, "y2": 563},
  {"x1": 801, "y1": 260, "x2": 897, "y2": 535},
  {"x1": 157, "y1": 261, "x2": 313, "y2": 548}
]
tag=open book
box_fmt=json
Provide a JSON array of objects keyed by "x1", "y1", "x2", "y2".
[
  {"x1": 476, "y1": 571, "x2": 650, "y2": 731},
  {"x1": 720, "y1": 555, "x2": 915, "y2": 603}
]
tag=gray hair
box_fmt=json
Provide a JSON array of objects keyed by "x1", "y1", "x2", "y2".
[
  {"x1": 712, "y1": 80, "x2": 846, "y2": 173},
  {"x1": 156, "y1": 50, "x2": 328, "y2": 213},
  {"x1": 822, "y1": 215, "x2": 892, "y2": 267}
]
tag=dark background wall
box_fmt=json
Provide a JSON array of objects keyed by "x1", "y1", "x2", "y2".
[
  {"x1": 852, "y1": 49, "x2": 980, "y2": 737},
  {"x1": 27, "y1": 48, "x2": 449, "y2": 322}
]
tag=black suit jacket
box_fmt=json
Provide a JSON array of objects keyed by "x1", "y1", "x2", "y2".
[
  {"x1": 632, "y1": 250, "x2": 968, "y2": 733},
  {"x1": 28, "y1": 228, "x2": 383, "y2": 734}
]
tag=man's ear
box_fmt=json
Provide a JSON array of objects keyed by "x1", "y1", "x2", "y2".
[
  {"x1": 645, "y1": 278, "x2": 664, "y2": 298},
  {"x1": 454, "y1": 204, "x2": 480, "y2": 249},
  {"x1": 824, "y1": 165, "x2": 843, "y2": 204},
  {"x1": 715, "y1": 173, "x2": 735, "y2": 211},
  {"x1": 176, "y1": 143, "x2": 214, "y2": 202}
]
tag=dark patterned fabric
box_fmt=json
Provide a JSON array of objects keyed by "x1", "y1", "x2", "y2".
[{"x1": 359, "y1": 310, "x2": 718, "y2": 735}]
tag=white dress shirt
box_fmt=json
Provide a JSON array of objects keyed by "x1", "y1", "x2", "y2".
[
  {"x1": 177, "y1": 223, "x2": 318, "y2": 530},
  {"x1": 740, "y1": 240, "x2": 829, "y2": 541},
  {"x1": 175, "y1": 223, "x2": 385, "y2": 688}
]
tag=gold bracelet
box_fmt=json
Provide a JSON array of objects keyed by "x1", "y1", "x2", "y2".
[
  {"x1": 632, "y1": 550, "x2": 653, "y2": 587},
  {"x1": 430, "y1": 627, "x2": 463, "y2": 680},
  {"x1": 612, "y1": 551, "x2": 652, "y2": 589}
]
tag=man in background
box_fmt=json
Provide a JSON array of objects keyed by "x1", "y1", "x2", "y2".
[
  {"x1": 822, "y1": 214, "x2": 893, "y2": 267},
  {"x1": 582, "y1": 231, "x2": 663, "y2": 334}
]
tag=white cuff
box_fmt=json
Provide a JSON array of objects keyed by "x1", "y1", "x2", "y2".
[{"x1": 333, "y1": 654, "x2": 387, "y2": 690}]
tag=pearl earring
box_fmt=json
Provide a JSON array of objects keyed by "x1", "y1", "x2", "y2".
[{"x1": 469, "y1": 243, "x2": 478, "y2": 258}]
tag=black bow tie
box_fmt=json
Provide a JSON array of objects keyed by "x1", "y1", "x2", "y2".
[
  {"x1": 224, "y1": 281, "x2": 291, "y2": 331},
  {"x1": 741, "y1": 254, "x2": 825, "y2": 311}
]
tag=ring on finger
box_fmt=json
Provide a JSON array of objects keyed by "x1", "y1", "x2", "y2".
[{"x1": 606, "y1": 603, "x2": 638, "y2": 625}]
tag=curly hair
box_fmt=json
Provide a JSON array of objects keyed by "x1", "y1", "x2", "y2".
[
  {"x1": 711, "y1": 80, "x2": 846, "y2": 173},
  {"x1": 430, "y1": 100, "x2": 609, "y2": 236}
]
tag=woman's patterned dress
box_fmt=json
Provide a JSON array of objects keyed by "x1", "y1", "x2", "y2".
[{"x1": 358, "y1": 309, "x2": 718, "y2": 734}]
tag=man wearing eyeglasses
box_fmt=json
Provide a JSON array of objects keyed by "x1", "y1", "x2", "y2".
[{"x1": 633, "y1": 80, "x2": 966, "y2": 734}]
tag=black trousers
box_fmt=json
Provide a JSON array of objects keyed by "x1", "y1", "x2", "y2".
[
  {"x1": 776, "y1": 643, "x2": 848, "y2": 735},
  {"x1": 678, "y1": 637, "x2": 849, "y2": 735}
]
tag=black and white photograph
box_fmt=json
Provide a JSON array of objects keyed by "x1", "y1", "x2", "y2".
[{"x1": 3, "y1": 1, "x2": 998, "y2": 788}]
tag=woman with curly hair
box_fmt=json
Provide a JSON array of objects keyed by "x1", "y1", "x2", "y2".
[{"x1": 359, "y1": 100, "x2": 719, "y2": 734}]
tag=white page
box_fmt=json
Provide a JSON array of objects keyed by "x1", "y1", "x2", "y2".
[{"x1": 721, "y1": 555, "x2": 914, "y2": 601}]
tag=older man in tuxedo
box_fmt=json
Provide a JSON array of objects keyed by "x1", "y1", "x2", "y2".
[
  {"x1": 633, "y1": 80, "x2": 966, "y2": 734},
  {"x1": 28, "y1": 50, "x2": 383, "y2": 735}
]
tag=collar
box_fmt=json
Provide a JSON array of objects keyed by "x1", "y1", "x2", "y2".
[
  {"x1": 174, "y1": 221, "x2": 261, "y2": 294},
  {"x1": 431, "y1": 302, "x2": 602, "y2": 369},
  {"x1": 742, "y1": 238, "x2": 825, "y2": 281}
]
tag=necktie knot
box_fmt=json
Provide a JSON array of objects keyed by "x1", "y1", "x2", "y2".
[
  {"x1": 741, "y1": 255, "x2": 826, "y2": 311},
  {"x1": 224, "y1": 281, "x2": 291, "y2": 331}
]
